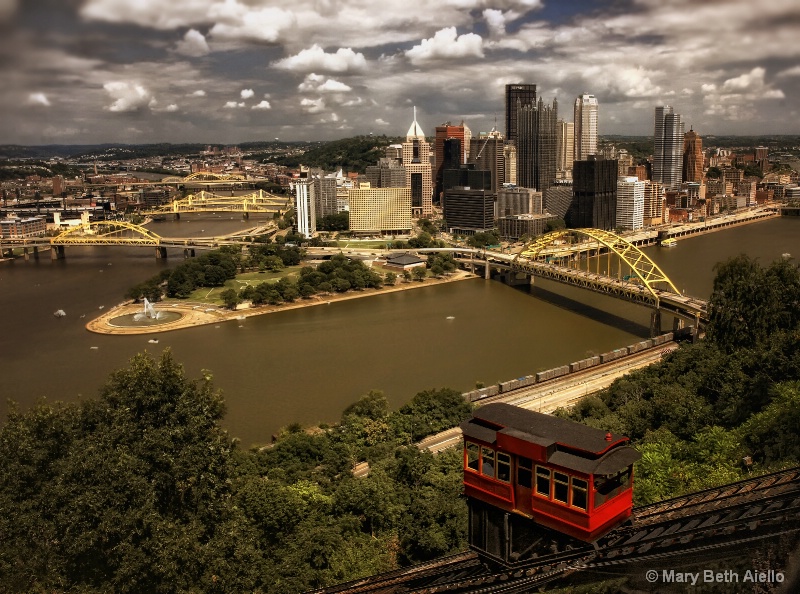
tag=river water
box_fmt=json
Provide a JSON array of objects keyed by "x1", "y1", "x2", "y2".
[{"x1": 2, "y1": 216, "x2": 798, "y2": 447}]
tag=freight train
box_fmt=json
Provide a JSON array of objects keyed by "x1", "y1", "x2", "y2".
[
  {"x1": 461, "y1": 402, "x2": 641, "y2": 565},
  {"x1": 462, "y1": 333, "x2": 674, "y2": 403}
]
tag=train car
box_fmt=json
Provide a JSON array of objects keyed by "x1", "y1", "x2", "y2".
[{"x1": 461, "y1": 403, "x2": 641, "y2": 565}]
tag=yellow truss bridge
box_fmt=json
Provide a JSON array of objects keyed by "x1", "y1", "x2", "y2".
[
  {"x1": 143, "y1": 189, "x2": 289, "y2": 216},
  {"x1": 509, "y1": 228, "x2": 707, "y2": 329},
  {"x1": 160, "y1": 172, "x2": 248, "y2": 183},
  {"x1": 52, "y1": 221, "x2": 163, "y2": 246}
]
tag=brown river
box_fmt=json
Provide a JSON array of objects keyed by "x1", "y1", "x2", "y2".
[{"x1": 1, "y1": 215, "x2": 798, "y2": 447}]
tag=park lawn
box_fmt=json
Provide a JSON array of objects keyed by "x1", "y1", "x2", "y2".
[
  {"x1": 166, "y1": 266, "x2": 304, "y2": 306},
  {"x1": 333, "y1": 240, "x2": 393, "y2": 249}
]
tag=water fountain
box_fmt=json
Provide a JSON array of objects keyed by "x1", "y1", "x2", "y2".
[{"x1": 109, "y1": 297, "x2": 182, "y2": 328}]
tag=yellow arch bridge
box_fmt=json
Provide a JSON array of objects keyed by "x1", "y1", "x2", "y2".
[
  {"x1": 421, "y1": 228, "x2": 707, "y2": 335},
  {"x1": 142, "y1": 189, "x2": 289, "y2": 217},
  {"x1": 160, "y1": 172, "x2": 248, "y2": 184}
]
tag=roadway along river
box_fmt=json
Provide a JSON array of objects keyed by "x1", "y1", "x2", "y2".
[{"x1": 1, "y1": 216, "x2": 799, "y2": 447}]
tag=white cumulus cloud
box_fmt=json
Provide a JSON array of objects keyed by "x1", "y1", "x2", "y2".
[
  {"x1": 240, "y1": 88, "x2": 255, "y2": 99},
  {"x1": 274, "y1": 44, "x2": 367, "y2": 73},
  {"x1": 103, "y1": 82, "x2": 154, "y2": 112},
  {"x1": 208, "y1": 1, "x2": 295, "y2": 43},
  {"x1": 300, "y1": 97, "x2": 326, "y2": 113},
  {"x1": 405, "y1": 27, "x2": 484, "y2": 65},
  {"x1": 224, "y1": 101, "x2": 245, "y2": 108},
  {"x1": 298, "y1": 74, "x2": 352, "y2": 93},
  {"x1": 175, "y1": 29, "x2": 210, "y2": 57},
  {"x1": 722, "y1": 67, "x2": 766, "y2": 92},
  {"x1": 27, "y1": 92, "x2": 51, "y2": 107},
  {"x1": 252, "y1": 100, "x2": 271, "y2": 110},
  {"x1": 189, "y1": 90, "x2": 207, "y2": 97}
]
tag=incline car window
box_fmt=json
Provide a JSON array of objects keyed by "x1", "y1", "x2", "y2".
[
  {"x1": 554, "y1": 472, "x2": 569, "y2": 504},
  {"x1": 535, "y1": 466, "x2": 551, "y2": 497},
  {"x1": 571, "y1": 477, "x2": 588, "y2": 510},
  {"x1": 481, "y1": 447, "x2": 495, "y2": 478},
  {"x1": 496, "y1": 452, "x2": 511, "y2": 482},
  {"x1": 466, "y1": 442, "x2": 480, "y2": 472}
]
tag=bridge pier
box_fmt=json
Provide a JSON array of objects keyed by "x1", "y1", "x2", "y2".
[
  {"x1": 183, "y1": 248, "x2": 196, "y2": 259},
  {"x1": 155, "y1": 246, "x2": 167, "y2": 259},
  {"x1": 1, "y1": 247, "x2": 13, "y2": 259},
  {"x1": 23, "y1": 246, "x2": 39, "y2": 261},
  {"x1": 673, "y1": 317, "x2": 684, "y2": 332},
  {"x1": 51, "y1": 245, "x2": 65, "y2": 260},
  {"x1": 484, "y1": 262, "x2": 490, "y2": 280},
  {"x1": 650, "y1": 310, "x2": 662, "y2": 337},
  {"x1": 174, "y1": 213, "x2": 181, "y2": 220},
  {"x1": 242, "y1": 211, "x2": 249, "y2": 220}
]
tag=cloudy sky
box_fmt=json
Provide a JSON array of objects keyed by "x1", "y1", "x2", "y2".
[{"x1": 1, "y1": 0, "x2": 798, "y2": 145}]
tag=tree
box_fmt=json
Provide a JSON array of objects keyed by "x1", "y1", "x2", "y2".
[
  {"x1": 384, "y1": 272, "x2": 397, "y2": 286},
  {"x1": 0, "y1": 351, "x2": 260, "y2": 593},
  {"x1": 544, "y1": 218, "x2": 566, "y2": 233},
  {"x1": 402, "y1": 269, "x2": 412, "y2": 282},
  {"x1": 412, "y1": 267, "x2": 427, "y2": 281},
  {"x1": 221, "y1": 288, "x2": 240, "y2": 310}
]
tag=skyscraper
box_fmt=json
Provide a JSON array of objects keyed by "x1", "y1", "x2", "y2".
[
  {"x1": 402, "y1": 107, "x2": 433, "y2": 217},
  {"x1": 505, "y1": 84, "x2": 537, "y2": 144},
  {"x1": 556, "y1": 119, "x2": 574, "y2": 176},
  {"x1": 468, "y1": 129, "x2": 505, "y2": 192},
  {"x1": 434, "y1": 122, "x2": 466, "y2": 200},
  {"x1": 294, "y1": 175, "x2": 316, "y2": 238},
  {"x1": 616, "y1": 176, "x2": 645, "y2": 231},
  {"x1": 653, "y1": 106, "x2": 684, "y2": 190},
  {"x1": 567, "y1": 157, "x2": 618, "y2": 230},
  {"x1": 683, "y1": 128, "x2": 703, "y2": 183},
  {"x1": 516, "y1": 97, "x2": 558, "y2": 192},
  {"x1": 573, "y1": 94, "x2": 598, "y2": 161}
]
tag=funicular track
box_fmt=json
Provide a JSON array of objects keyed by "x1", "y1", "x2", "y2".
[{"x1": 315, "y1": 467, "x2": 800, "y2": 593}]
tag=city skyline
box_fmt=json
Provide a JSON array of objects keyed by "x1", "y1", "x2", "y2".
[{"x1": 1, "y1": 0, "x2": 799, "y2": 145}]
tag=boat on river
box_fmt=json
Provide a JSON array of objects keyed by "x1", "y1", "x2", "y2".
[{"x1": 660, "y1": 238, "x2": 678, "y2": 247}]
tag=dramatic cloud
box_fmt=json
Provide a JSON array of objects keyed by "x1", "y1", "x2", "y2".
[
  {"x1": 175, "y1": 29, "x2": 210, "y2": 57},
  {"x1": 300, "y1": 97, "x2": 325, "y2": 113},
  {"x1": 81, "y1": 0, "x2": 211, "y2": 30},
  {"x1": 405, "y1": 27, "x2": 484, "y2": 65},
  {"x1": 251, "y1": 100, "x2": 271, "y2": 110},
  {"x1": 240, "y1": 88, "x2": 255, "y2": 99},
  {"x1": 103, "y1": 82, "x2": 154, "y2": 112},
  {"x1": 298, "y1": 74, "x2": 352, "y2": 93},
  {"x1": 224, "y1": 101, "x2": 245, "y2": 108},
  {"x1": 274, "y1": 45, "x2": 367, "y2": 73},
  {"x1": 27, "y1": 92, "x2": 51, "y2": 107},
  {"x1": 208, "y1": 2, "x2": 295, "y2": 43}
]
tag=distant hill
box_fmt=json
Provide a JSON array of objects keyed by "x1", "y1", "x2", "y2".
[{"x1": 266, "y1": 135, "x2": 403, "y2": 173}]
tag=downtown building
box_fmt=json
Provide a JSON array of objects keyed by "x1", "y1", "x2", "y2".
[
  {"x1": 653, "y1": 106, "x2": 684, "y2": 190},
  {"x1": 505, "y1": 84, "x2": 537, "y2": 144},
  {"x1": 348, "y1": 184, "x2": 412, "y2": 235},
  {"x1": 556, "y1": 119, "x2": 574, "y2": 179},
  {"x1": 443, "y1": 187, "x2": 495, "y2": 235},
  {"x1": 402, "y1": 109, "x2": 433, "y2": 217},
  {"x1": 574, "y1": 94, "x2": 598, "y2": 161},
  {"x1": 683, "y1": 128, "x2": 703, "y2": 183},
  {"x1": 434, "y1": 122, "x2": 469, "y2": 200},
  {"x1": 566, "y1": 157, "x2": 618, "y2": 230},
  {"x1": 516, "y1": 97, "x2": 558, "y2": 192},
  {"x1": 616, "y1": 176, "x2": 645, "y2": 231},
  {"x1": 468, "y1": 129, "x2": 506, "y2": 192},
  {"x1": 294, "y1": 174, "x2": 316, "y2": 238}
]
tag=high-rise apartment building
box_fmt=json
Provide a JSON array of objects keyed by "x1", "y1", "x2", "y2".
[
  {"x1": 616, "y1": 176, "x2": 645, "y2": 231},
  {"x1": 294, "y1": 176, "x2": 316, "y2": 238},
  {"x1": 505, "y1": 84, "x2": 537, "y2": 144},
  {"x1": 683, "y1": 128, "x2": 703, "y2": 183},
  {"x1": 365, "y1": 158, "x2": 406, "y2": 189},
  {"x1": 653, "y1": 106, "x2": 684, "y2": 190},
  {"x1": 556, "y1": 119, "x2": 574, "y2": 177},
  {"x1": 567, "y1": 157, "x2": 618, "y2": 230},
  {"x1": 313, "y1": 173, "x2": 339, "y2": 220},
  {"x1": 517, "y1": 97, "x2": 558, "y2": 192},
  {"x1": 574, "y1": 94, "x2": 598, "y2": 161},
  {"x1": 402, "y1": 108, "x2": 433, "y2": 217}
]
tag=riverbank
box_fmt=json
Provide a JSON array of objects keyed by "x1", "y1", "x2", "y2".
[{"x1": 86, "y1": 269, "x2": 476, "y2": 335}]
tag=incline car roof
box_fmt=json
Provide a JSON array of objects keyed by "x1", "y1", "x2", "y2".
[{"x1": 465, "y1": 402, "x2": 628, "y2": 455}]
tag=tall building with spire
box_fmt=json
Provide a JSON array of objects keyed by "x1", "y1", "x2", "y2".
[
  {"x1": 683, "y1": 128, "x2": 703, "y2": 183},
  {"x1": 505, "y1": 84, "x2": 537, "y2": 144},
  {"x1": 653, "y1": 106, "x2": 684, "y2": 190},
  {"x1": 402, "y1": 107, "x2": 433, "y2": 217},
  {"x1": 516, "y1": 97, "x2": 558, "y2": 192},
  {"x1": 573, "y1": 93, "x2": 598, "y2": 161}
]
